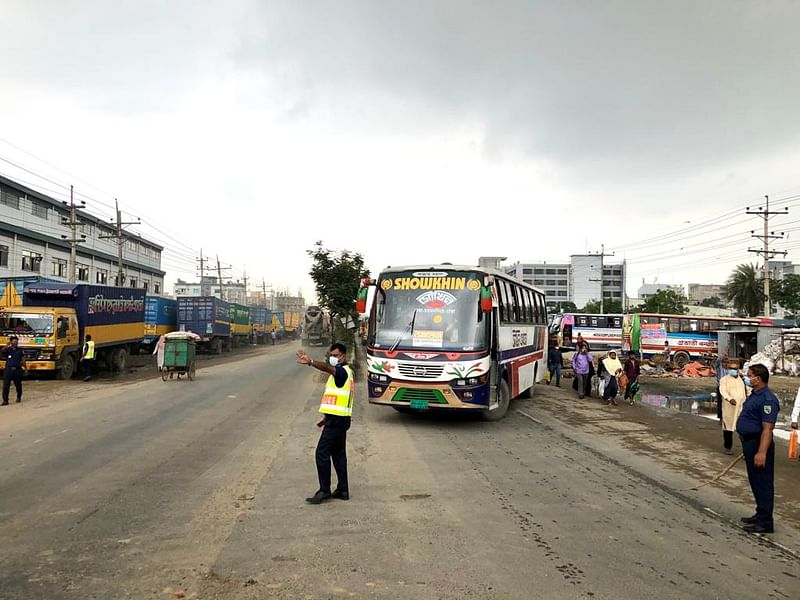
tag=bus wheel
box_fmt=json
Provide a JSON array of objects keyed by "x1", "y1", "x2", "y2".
[
  {"x1": 482, "y1": 380, "x2": 510, "y2": 421},
  {"x1": 673, "y1": 351, "x2": 690, "y2": 368}
]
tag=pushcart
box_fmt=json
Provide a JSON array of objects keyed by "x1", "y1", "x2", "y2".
[{"x1": 161, "y1": 333, "x2": 197, "y2": 381}]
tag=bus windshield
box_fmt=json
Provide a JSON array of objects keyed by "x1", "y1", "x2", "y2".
[
  {"x1": 372, "y1": 271, "x2": 487, "y2": 352},
  {"x1": 0, "y1": 312, "x2": 54, "y2": 336}
]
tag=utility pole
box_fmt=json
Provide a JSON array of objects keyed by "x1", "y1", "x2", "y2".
[
  {"x1": 214, "y1": 255, "x2": 232, "y2": 301},
  {"x1": 61, "y1": 185, "x2": 86, "y2": 283},
  {"x1": 99, "y1": 199, "x2": 140, "y2": 286},
  {"x1": 242, "y1": 267, "x2": 249, "y2": 305},
  {"x1": 588, "y1": 245, "x2": 615, "y2": 314},
  {"x1": 747, "y1": 195, "x2": 788, "y2": 316}
]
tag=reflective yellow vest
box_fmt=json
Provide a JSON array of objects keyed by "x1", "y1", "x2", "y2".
[
  {"x1": 319, "y1": 364, "x2": 354, "y2": 417},
  {"x1": 84, "y1": 340, "x2": 95, "y2": 360}
]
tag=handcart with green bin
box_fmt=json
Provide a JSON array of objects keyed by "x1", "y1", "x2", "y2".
[{"x1": 161, "y1": 332, "x2": 198, "y2": 381}]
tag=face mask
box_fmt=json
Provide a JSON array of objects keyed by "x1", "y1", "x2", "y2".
[
  {"x1": 743, "y1": 376, "x2": 752, "y2": 388},
  {"x1": 728, "y1": 369, "x2": 738, "y2": 377},
  {"x1": 328, "y1": 356, "x2": 340, "y2": 367}
]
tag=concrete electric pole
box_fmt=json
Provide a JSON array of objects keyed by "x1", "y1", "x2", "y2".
[
  {"x1": 747, "y1": 196, "x2": 788, "y2": 316},
  {"x1": 98, "y1": 199, "x2": 140, "y2": 286},
  {"x1": 61, "y1": 185, "x2": 86, "y2": 283}
]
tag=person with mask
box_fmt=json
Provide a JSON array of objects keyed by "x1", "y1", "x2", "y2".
[
  {"x1": 571, "y1": 344, "x2": 592, "y2": 399},
  {"x1": 736, "y1": 363, "x2": 780, "y2": 534},
  {"x1": 719, "y1": 360, "x2": 746, "y2": 455},
  {"x1": 601, "y1": 351, "x2": 623, "y2": 405},
  {"x1": 296, "y1": 343, "x2": 354, "y2": 504}
]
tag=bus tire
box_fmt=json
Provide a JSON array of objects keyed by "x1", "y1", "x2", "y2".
[
  {"x1": 673, "y1": 351, "x2": 690, "y2": 368},
  {"x1": 482, "y1": 380, "x2": 510, "y2": 421},
  {"x1": 57, "y1": 353, "x2": 76, "y2": 380}
]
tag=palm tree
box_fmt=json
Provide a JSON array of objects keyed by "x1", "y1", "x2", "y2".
[{"x1": 725, "y1": 263, "x2": 763, "y2": 316}]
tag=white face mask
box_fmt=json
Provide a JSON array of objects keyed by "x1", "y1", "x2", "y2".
[{"x1": 328, "y1": 356, "x2": 340, "y2": 367}]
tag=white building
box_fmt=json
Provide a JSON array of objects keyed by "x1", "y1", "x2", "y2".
[
  {"x1": 505, "y1": 255, "x2": 626, "y2": 308},
  {"x1": 0, "y1": 175, "x2": 164, "y2": 292},
  {"x1": 173, "y1": 276, "x2": 247, "y2": 304},
  {"x1": 637, "y1": 281, "x2": 685, "y2": 301}
]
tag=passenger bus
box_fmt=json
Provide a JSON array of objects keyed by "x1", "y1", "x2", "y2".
[
  {"x1": 550, "y1": 312, "x2": 767, "y2": 367},
  {"x1": 358, "y1": 265, "x2": 548, "y2": 420}
]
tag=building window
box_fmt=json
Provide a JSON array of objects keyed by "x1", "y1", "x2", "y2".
[
  {"x1": 21, "y1": 250, "x2": 42, "y2": 272},
  {"x1": 129, "y1": 278, "x2": 137, "y2": 288},
  {"x1": 31, "y1": 201, "x2": 49, "y2": 219},
  {"x1": 558, "y1": 279, "x2": 567, "y2": 286},
  {"x1": 557, "y1": 269, "x2": 568, "y2": 275},
  {"x1": 545, "y1": 279, "x2": 556, "y2": 285},
  {"x1": 557, "y1": 290, "x2": 568, "y2": 296},
  {"x1": 534, "y1": 268, "x2": 544, "y2": 275},
  {"x1": 96, "y1": 269, "x2": 108, "y2": 284},
  {"x1": 79, "y1": 221, "x2": 93, "y2": 236},
  {"x1": 0, "y1": 244, "x2": 8, "y2": 267},
  {"x1": 154, "y1": 283, "x2": 160, "y2": 294},
  {"x1": 534, "y1": 279, "x2": 544, "y2": 285},
  {"x1": 545, "y1": 268, "x2": 556, "y2": 275},
  {"x1": 142, "y1": 281, "x2": 149, "y2": 292},
  {"x1": 126, "y1": 239, "x2": 137, "y2": 252},
  {"x1": 0, "y1": 186, "x2": 20, "y2": 209},
  {"x1": 522, "y1": 268, "x2": 533, "y2": 275},
  {"x1": 76, "y1": 264, "x2": 89, "y2": 281},
  {"x1": 52, "y1": 260, "x2": 68, "y2": 278}
]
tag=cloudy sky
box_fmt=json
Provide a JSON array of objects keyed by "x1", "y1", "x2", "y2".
[{"x1": 2, "y1": 0, "x2": 799, "y2": 300}]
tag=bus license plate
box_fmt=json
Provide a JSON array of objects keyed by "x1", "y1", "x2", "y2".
[{"x1": 409, "y1": 399, "x2": 428, "y2": 410}]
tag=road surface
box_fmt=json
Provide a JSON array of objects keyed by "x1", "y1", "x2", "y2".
[{"x1": 0, "y1": 343, "x2": 797, "y2": 599}]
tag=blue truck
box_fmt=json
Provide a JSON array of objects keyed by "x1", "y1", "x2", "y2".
[
  {"x1": 176, "y1": 296, "x2": 231, "y2": 354},
  {"x1": 143, "y1": 296, "x2": 178, "y2": 351},
  {"x1": 0, "y1": 278, "x2": 145, "y2": 378},
  {"x1": 250, "y1": 307, "x2": 273, "y2": 344}
]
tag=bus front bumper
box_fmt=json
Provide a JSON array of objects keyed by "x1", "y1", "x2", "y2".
[{"x1": 368, "y1": 381, "x2": 489, "y2": 410}]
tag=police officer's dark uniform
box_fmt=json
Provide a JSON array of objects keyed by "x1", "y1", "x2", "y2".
[
  {"x1": 736, "y1": 373, "x2": 780, "y2": 533},
  {"x1": 2, "y1": 339, "x2": 25, "y2": 405}
]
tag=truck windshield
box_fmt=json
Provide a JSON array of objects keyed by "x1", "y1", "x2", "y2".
[
  {"x1": 372, "y1": 271, "x2": 487, "y2": 352},
  {"x1": 0, "y1": 312, "x2": 54, "y2": 336}
]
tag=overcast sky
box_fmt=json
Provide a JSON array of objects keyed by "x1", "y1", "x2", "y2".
[{"x1": 2, "y1": 1, "x2": 799, "y2": 300}]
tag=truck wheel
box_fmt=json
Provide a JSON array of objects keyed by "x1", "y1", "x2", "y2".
[
  {"x1": 482, "y1": 380, "x2": 510, "y2": 421},
  {"x1": 112, "y1": 347, "x2": 128, "y2": 372},
  {"x1": 212, "y1": 338, "x2": 222, "y2": 355},
  {"x1": 57, "y1": 353, "x2": 76, "y2": 380},
  {"x1": 673, "y1": 351, "x2": 691, "y2": 368}
]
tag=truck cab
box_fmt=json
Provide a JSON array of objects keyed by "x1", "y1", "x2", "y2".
[{"x1": 0, "y1": 306, "x2": 81, "y2": 378}]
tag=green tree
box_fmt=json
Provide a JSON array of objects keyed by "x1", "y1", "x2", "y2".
[
  {"x1": 700, "y1": 296, "x2": 724, "y2": 308},
  {"x1": 725, "y1": 263, "x2": 763, "y2": 317},
  {"x1": 603, "y1": 298, "x2": 623, "y2": 313},
  {"x1": 771, "y1": 273, "x2": 800, "y2": 315},
  {"x1": 581, "y1": 300, "x2": 601, "y2": 314},
  {"x1": 307, "y1": 241, "x2": 370, "y2": 333},
  {"x1": 641, "y1": 289, "x2": 689, "y2": 314}
]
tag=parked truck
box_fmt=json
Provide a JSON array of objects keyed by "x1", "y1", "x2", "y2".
[
  {"x1": 177, "y1": 296, "x2": 231, "y2": 354},
  {"x1": 270, "y1": 311, "x2": 286, "y2": 339},
  {"x1": 142, "y1": 295, "x2": 178, "y2": 351},
  {"x1": 283, "y1": 310, "x2": 303, "y2": 339},
  {"x1": 250, "y1": 307, "x2": 273, "y2": 344},
  {"x1": 229, "y1": 303, "x2": 251, "y2": 347},
  {"x1": 301, "y1": 305, "x2": 330, "y2": 346},
  {"x1": 0, "y1": 278, "x2": 145, "y2": 379}
]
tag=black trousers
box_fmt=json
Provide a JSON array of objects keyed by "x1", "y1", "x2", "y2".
[
  {"x1": 315, "y1": 415, "x2": 351, "y2": 493},
  {"x1": 2, "y1": 367, "x2": 23, "y2": 403},
  {"x1": 82, "y1": 358, "x2": 95, "y2": 379},
  {"x1": 723, "y1": 430, "x2": 734, "y2": 450},
  {"x1": 741, "y1": 434, "x2": 775, "y2": 527}
]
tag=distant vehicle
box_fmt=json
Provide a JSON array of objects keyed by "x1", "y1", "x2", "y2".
[
  {"x1": 142, "y1": 296, "x2": 177, "y2": 351},
  {"x1": 0, "y1": 278, "x2": 145, "y2": 379},
  {"x1": 283, "y1": 310, "x2": 302, "y2": 339},
  {"x1": 550, "y1": 312, "x2": 768, "y2": 367},
  {"x1": 359, "y1": 264, "x2": 548, "y2": 420},
  {"x1": 229, "y1": 303, "x2": 251, "y2": 347},
  {"x1": 250, "y1": 307, "x2": 273, "y2": 344},
  {"x1": 301, "y1": 305, "x2": 330, "y2": 346}
]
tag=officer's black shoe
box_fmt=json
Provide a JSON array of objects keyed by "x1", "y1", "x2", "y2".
[
  {"x1": 740, "y1": 515, "x2": 758, "y2": 525},
  {"x1": 743, "y1": 522, "x2": 773, "y2": 534},
  {"x1": 331, "y1": 489, "x2": 349, "y2": 501},
  {"x1": 305, "y1": 491, "x2": 332, "y2": 505},
  {"x1": 0, "y1": 402, "x2": 8, "y2": 406}
]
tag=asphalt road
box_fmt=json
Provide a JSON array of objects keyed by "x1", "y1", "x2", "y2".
[{"x1": 0, "y1": 344, "x2": 797, "y2": 599}]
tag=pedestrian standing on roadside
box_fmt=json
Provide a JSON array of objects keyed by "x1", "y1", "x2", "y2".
[
  {"x1": 715, "y1": 351, "x2": 729, "y2": 420},
  {"x1": 601, "y1": 351, "x2": 623, "y2": 406},
  {"x1": 736, "y1": 363, "x2": 780, "y2": 534},
  {"x1": 271, "y1": 330, "x2": 277, "y2": 345},
  {"x1": 2, "y1": 336, "x2": 25, "y2": 405},
  {"x1": 572, "y1": 344, "x2": 592, "y2": 399},
  {"x1": 790, "y1": 384, "x2": 800, "y2": 432},
  {"x1": 719, "y1": 360, "x2": 746, "y2": 455},
  {"x1": 296, "y1": 342, "x2": 354, "y2": 505},
  {"x1": 623, "y1": 352, "x2": 641, "y2": 404},
  {"x1": 80, "y1": 334, "x2": 96, "y2": 382},
  {"x1": 548, "y1": 343, "x2": 563, "y2": 387}
]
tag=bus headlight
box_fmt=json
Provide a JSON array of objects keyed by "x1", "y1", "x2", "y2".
[{"x1": 369, "y1": 373, "x2": 389, "y2": 383}]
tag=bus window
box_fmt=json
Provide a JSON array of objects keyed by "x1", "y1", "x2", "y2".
[
  {"x1": 688, "y1": 320, "x2": 698, "y2": 332},
  {"x1": 512, "y1": 286, "x2": 523, "y2": 322},
  {"x1": 527, "y1": 290, "x2": 536, "y2": 323},
  {"x1": 519, "y1": 288, "x2": 530, "y2": 323},
  {"x1": 668, "y1": 318, "x2": 681, "y2": 333},
  {"x1": 536, "y1": 293, "x2": 545, "y2": 324},
  {"x1": 497, "y1": 280, "x2": 508, "y2": 323},
  {"x1": 613, "y1": 317, "x2": 622, "y2": 328},
  {"x1": 590, "y1": 316, "x2": 599, "y2": 327},
  {"x1": 502, "y1": 280, "x2": 515, "y2": 323},
  {"x1": 641, "y1": 315, "x2": 656, "y2": 325},
  {"x1": 578, "y1": 315, "x2": 588, "y2": 327},
  {"x1": 700, "y1": 320, "x2": 711, "y2": 331}
]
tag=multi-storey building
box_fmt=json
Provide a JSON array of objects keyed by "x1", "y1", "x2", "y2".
[{"x1": 0, "y1": 174, "x2": 164, "y2": 292}]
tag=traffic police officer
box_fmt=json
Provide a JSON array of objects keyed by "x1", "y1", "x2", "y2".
[
  {"x1": 81, "y1": 334, "x2": 96, "y2": 381},
  {"x1": 296, "y1": 342, "x2": 353, "y2": 504},
  {"x1": 736, "y1": 362, "x2": 780, "y2": 534}
]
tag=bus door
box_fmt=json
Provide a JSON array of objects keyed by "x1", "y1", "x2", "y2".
[{"x1": 489, "y1": 306, "x2": 500, "y2": 408}]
